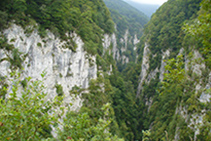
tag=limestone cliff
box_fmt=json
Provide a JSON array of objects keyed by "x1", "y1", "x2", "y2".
[
  {"x1": 136, "y1": 41, "x2": 210, "y2": 140},
  {"x1": 134, "y1": 0, "x2": 210, "y2": 140},
  {"x1": 103, "y1": 29, "x2": 140, "y2": 65},
  {"x1": 0, "y1": 24, "x2": 97, "y2": 110}
]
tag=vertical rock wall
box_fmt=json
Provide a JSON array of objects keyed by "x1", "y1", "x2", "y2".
[{"x1": 0, "y1": 24, "x2": 97, "y2": 110}]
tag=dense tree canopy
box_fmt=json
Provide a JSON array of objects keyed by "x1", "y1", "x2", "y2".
[
  {"x1": 104, "y1": 0, "x2": 149, "y2": 38},
  {"x1": 0, "y1": 0, "x2": 210, "y2": 140},
  {"x1": 134, "y1": 0, "x2": 211, "y2": 140},
  {"x1": 139, "y1": 0, "x2": 201, "y2": 70},
  {"x1": 0, "y1": 0, "x2": 114, "y2": 55}
]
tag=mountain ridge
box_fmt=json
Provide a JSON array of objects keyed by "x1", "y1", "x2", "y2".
[{"x1": 123, "y1": 0, "x2": 160, "y2": 17}]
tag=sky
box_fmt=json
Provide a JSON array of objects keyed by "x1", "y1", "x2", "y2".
[{"x1": 130, "y1": 0, "x2": 168, "y2": 5}]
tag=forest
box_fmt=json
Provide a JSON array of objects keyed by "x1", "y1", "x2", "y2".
[
  {"x1": 123, "y1": 0, "x2": 160, "y2": 18},
  {"x1": 0, "y1": 0, "x2": 211, "y2": 140}
]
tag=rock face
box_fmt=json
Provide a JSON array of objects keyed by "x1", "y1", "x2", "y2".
[
  {"x1": 103, "y1": 29, "x2": 140, "y2": 65},
  {"x1": 0, "y1": 24, "x2": 97, "y2": 110},
  {"x1": 137, "y1": 42, "x2": 211, "y2": 140},
  {"x1": 136, "y1": 43, "x2": 150, "y2": 96},
  {"x1": 136, "y1": 46, "x2": 171, "y2": 97},
  {"x1": 159, "y1": 49, "x2": 170, "y2": 81},
  {"x1": 0, "y1": 24, "x2": 140, "y2": 109}
]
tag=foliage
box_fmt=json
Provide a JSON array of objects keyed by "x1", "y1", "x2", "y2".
[
  {"x1": 138, "y1": 0, "x2": 202, "y2": 71},
  {"x1": 0, "y1": 71, "x2": 63, "y2": 140},
  {"x1": 140, "y1": 48, "x2": 210, "y2": 140},
  {"x1": 0, "y1": 36, "x2": 14, "y2": 51},
  {"x1": 0, "y1": 0, "x2": 114, "y2": 54},
  {"x1": 81, "y1": 75, "x2": 113, "y2": 118},
  {"x1": 132, "y1": 1, "x2": 210, "y2": 139},
  {"x1": 123, "y1": 0, "x2": 160, "y2": 18},
  {"x1": 1, "y1": 0, "x2": 210, "y2": 140},
  {"x1": 80, "y1": 75, "x2": 121, "y2": 135},
  {"x1": 55, "y1": 83, "x2": 64, "y2": 97},
  {"x1": 0, "y1": 11, "x2": 8, "y2": 31},
  {"x1": 133, "y1": 1, "x2": 211, "y2": 138},
  {"x1": 68, "y1": 69, "x2": 142, "y2": 140},
  {"x1": 58, "y1": 103, "x2": 124, "y2": 141},
  {"x1": 142, "y1": 130, "x2": 151, "y2": 141},
  {"x1": 0, "y1": 75, "x2": 8, "y2": 99},
  {"x1": 108, "y1": 71, "x2": 142, "y2": 140},
  {"x1": 9, "y1": 48, "x2": 25, "y2": 69},
  {"x1": 0, "y1": 71, "x2": 123, "y2": 140},
  {"x1": 67, "y1": 75, "x2": 126, "y2": 140},
  {"x1": 104, "y1": 0, "x2": 149, "y2": 38},
  {"x1": 145, "y1": 55, "x2": 201, "y2": 140},
  {"x1": 0, "y1": 0, "x2": 146, "y2": 140},
  {"x1": 0, "y1": 37, "x2": 25, "y2": 70},
  {"x1": 103, "y1": 0, "x2": 148, "y2": 70},
  {"x1": 122, "y1": 62, "x2": 142, "y2": 89},
  {"x1": 183, "y1": 0, "x2": 211, "y2": 139},
  {"x1": 96, "y1": 49, "x2": 115, "y2": 72},
  {"x1": 183, "y1": 0, "x2": 211, "y2": 68}
]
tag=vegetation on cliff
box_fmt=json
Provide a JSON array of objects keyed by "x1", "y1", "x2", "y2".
[
  {"x1": 0, "y1": 0, "x2": 114, "y2": 55},
  {"x1": 0, "y1": 71, "x2": 124, "y2": 140},
  {"x1": 104, "y1": 0, "x2": 149, "y2": 71},
  {"x1": 104, "y1": 0, "x2": 149, "y2": 38},
  {"x1": 134, "y1": 0, "x2": 211, "y2": 140},
  {"x1": 0, "y1": 0, "x2": 211, "y2": 140},
  {"x1": 139, "y1": 0, "x2": 201, "y2": 71},
  {"x1": 123, "y1": 0, "x2": 160, "y2": 18}
]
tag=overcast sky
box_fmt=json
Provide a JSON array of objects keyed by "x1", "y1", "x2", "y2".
[{"x1": 130, "y1": 0, "x2": 168, "y2": 5}]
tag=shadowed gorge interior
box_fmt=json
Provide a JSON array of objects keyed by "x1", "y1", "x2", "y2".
[{"x1": 0, "y1": 0, "x2": 210, "y2": 140}]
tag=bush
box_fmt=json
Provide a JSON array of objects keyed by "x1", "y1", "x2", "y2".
[
  {"x1": 0, "y1": 11, "x2": 8, "y2": 31},
  {"x1": 55, "y1": 83, "x2": 64, "y2": 97},
  {"x1": 0, "y1": 71, "x2": 64, "y2": 140},
  {"x1": 0, "y1": 71, "x2": 123, "y2": 140}
]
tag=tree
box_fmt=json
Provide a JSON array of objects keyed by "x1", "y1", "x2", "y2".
[
  {"x1": 57, "y1": 103, "x2": 124, "y2": 141},
  {"x1": 142, "y1": 130, "x2": 151, "y2": 141},
  {"x1": 183, "y1": 0, "x2": 211, "y2": 67},
  {"x1": 183, "y1": 0, "x2": 211, "y2": 139},
  {"x1": 0, "y1": 71, "x2": 123, "y2": 140},
  {"x1": 0, "y1": 71, "x2": 63, "y2": 140}
]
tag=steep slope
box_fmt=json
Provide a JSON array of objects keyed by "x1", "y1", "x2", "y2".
[
  {"x1": 132, "y1": 0, "x2": 211, "y2": 140},
  {"x1": 1, "y1": 0, "x2": 210, "y2": 140},
  {"x1": 104, "y1": 0, "x2": 148, "y2": 37},
  {"x1": 1, "y1": 25, "x2": 97, "y2": 109},
  {"x1": 0, "y1": 0, "x2": 124, "y2": 140},
  {"x1": 136, "y1": 0, "x2": 202, "y2": 96},
  {"x1": 103, "y1": 0, "x2": 149, "y2": 70},
  {"x1": 0, "y1": 0, "x2": 115, "y2": 108},
  {"x1": 0, "y1": 0, "x2": 146, "y2": 140},
  {"x1": 0, "y1": 0, "x2": 114, "y2": 55},
  {"x1": 123, "y1": 0, "x2": 160, "y2": 18}
]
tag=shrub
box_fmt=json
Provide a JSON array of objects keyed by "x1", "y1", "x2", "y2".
[{"x1": 0, "y1": 71, "x2": 64, "y2": 140}]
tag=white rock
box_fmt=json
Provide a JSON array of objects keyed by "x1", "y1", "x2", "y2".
[{"x1": 0, "y1": 24, "x2": 97, "y2": 111}]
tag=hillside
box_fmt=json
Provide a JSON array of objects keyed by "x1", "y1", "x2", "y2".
[
  {"x1": 0, "y1": 0, "x2": 121, "y2": 140},
  {"x1": 0, "y1": 0, "x2": 115, "y2": 55},
  {"x1": 103, "y1": 0, "x2": 149, "y2": 71},
  {"x1": 132, "y1": 0, "x2": 211, "y2": 140},
  {"x1": 104, "y1": 0, "x2": 149, "y2": 38},
  {"x1": 0, "y1": 0, "x2": 211, "y2": 140},
  {"x1": 0, "y1": 0, "x2": 146, "y2": 140},
  {"x1": 123, "y1": 0, "x2": 160, "y2": 18}
]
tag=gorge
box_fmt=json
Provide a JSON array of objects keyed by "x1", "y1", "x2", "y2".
[{"x1": 0, "y1": 0, "x2": 210, "y2": 140}]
